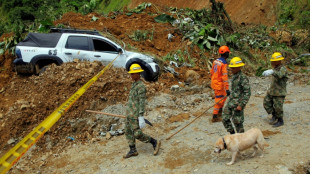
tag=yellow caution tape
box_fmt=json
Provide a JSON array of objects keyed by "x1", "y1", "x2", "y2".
[{"x1": 0, "y1": 54, "x2": 120, "y2": 174}]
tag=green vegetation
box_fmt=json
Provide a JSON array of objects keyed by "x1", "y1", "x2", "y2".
[
  {"x1": 0, "y1": 0, "x2": 308, "y2": 75},
  {"x1": 163, "y1": 49, "x2": 196, "y2": 66},
  {"x1": 97, "y1": 0, "x2": 131, "y2": 15},
  {"x1": 277, "y1": 0, "x2": 310, "y2": 29},
  {"x1": 0, "y1": 0, "x2": 99, "y2": 35},
  {"x1": 129, "y1": 30, "x2": 153, "y2": 42}
]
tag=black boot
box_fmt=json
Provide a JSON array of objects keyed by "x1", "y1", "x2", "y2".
[
  {"x1": 150, "y1": 138, "x2": 161, "y2": 155},
  {"x1": 123, "y1": 145, "x2": 138, "y2": 158},
  {"x1": 268, "y1": 114, "x2": 277, "y2": 125},
  {"x1": 229, "y1": 130, "x2": 235, "y2": 134},
  {"x1": 211, "y1": 114, "x2": 222, "y2": 122},
  {"x1": 273, "y1": 118, "x2": 284, "y2": 127},
  {"x1": 218, "y1": 108, "x2": 223, "y2": 118}
]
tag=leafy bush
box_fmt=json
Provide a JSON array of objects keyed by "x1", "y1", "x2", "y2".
[{"x1": 129, "y1": 30, "x2": 151, "y2": 41}]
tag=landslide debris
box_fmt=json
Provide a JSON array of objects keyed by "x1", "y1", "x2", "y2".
[{"x1": 0, "y1": 61, "x2": 209, "y2": 153}]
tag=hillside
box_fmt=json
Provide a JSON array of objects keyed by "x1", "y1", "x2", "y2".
[
  {"x1": 0, "y1": 0, "x2": 309, "y2": 173},
  {"x1": 129, "y1": 0, "x2": 277, "y2": 26}
]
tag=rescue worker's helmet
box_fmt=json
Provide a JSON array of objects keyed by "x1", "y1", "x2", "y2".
[
  {"x1": 128, "y1": 64, "x2": 144, "y2": 73},
  {"x1": 218, "y1": 46, "x2": 230, "y2": 54},
  {"x1": 229, "y1": 57, "x2": 245, "y2": 67},
  {"x1": 270, "y1": 52, "x2": 284, "y2": 61}
]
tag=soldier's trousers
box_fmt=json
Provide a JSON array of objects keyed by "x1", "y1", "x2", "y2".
[
  {"x1": 263, "y1": 94, "x2": 285, "y2": 119},
  {"x1": 222, "y1": 103, "x2": 245, "y2": 133},
  {"x1": 125, "y1": 118, "x2": 151, "y2": 146}
]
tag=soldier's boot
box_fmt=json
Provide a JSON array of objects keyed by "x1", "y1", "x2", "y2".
[
  {"x1": 150, "y1": 138, "x2": 161, "y2": 155},
  {"x1": 273, "y1": 118, "x2": 284, "y2": 127},
  {"x1": 211, "y1": 114, "x2": 222, "y2": 122},
  {"x1": 229, "y1": 130, "x2": 235, "y2": 134},
  {"x1": 218, "y1": 108, "x2": 223, "y2": 119},
  {"x1": 268, "y1": 113, "x2": 277, "y2": 125},
  {"x1": 123, "y1": 145, "x2": 138, "y2": 158}
]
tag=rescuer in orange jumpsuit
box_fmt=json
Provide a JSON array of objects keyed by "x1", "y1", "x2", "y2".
[{"x1": 210, "y1": 46, "x2": 231, "y2": 122}]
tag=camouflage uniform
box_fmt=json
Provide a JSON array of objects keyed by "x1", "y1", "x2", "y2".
[
  {"x1": 125, "y1": 80, "x2": 151, "y2": 146},
  {"x1": 263, "y1": 66, "x2": 288, "y2": 119},
  {"x1": 222, "y1": 71, "x2": 251, "y2": 133}
]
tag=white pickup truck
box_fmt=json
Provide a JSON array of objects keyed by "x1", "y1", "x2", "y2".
[{"x1": 13, "y1": 28, "x2": 160, "y2": 81}]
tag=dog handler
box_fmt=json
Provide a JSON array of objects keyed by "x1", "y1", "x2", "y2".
[
  {"x1": 124, "y1": 64, "x2": 161, "y2": 158},
  {"x1": 262, "y1": 52, "x2": 288, "y2": 127},
  {"x1": 210, "y1": 46, "x2": 231, "y2": 122},
  {"x1": 222, "y1": 57, "x2": 251, "y2": 134}
]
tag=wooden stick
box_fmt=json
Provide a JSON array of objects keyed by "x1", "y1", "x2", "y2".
[
  {"x1": 85, "y1": 110, "x2": 126, "y2": 118},
  {"x1": 230, "y1": 117, "x2": 238, "y2": 134},
  {"x1": 166, "y1": 96, "x2": 227, "y2": 140}
]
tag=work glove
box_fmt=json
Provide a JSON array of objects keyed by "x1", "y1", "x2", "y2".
[
  {"x1": 226, "y1": 90, "x2": 230, "y2": 96},
  {"x1": 262, "y1": 69, "x2": 274, "y2": 76},
  {"x1": 138, "y1": 116, "x2": 146, "y2": 129}
]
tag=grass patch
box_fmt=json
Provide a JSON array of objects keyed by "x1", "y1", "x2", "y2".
[
  {"x1": 129, "y1": 30, "x2": 153, "y2": 41},
  {"x1": 277, "y1": 0, "x2": 310, "y2": 29},
  {"x1": 97, "y1": 0, "x2": 131, "y2": 14}
]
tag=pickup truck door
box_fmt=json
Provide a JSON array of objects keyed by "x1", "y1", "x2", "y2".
[
  {"x1": 89, "y1": 37, "x2": 124, "y2": 67},
  {"x1": 61, "y1": 36, "x2": 94, "y2": 62}
]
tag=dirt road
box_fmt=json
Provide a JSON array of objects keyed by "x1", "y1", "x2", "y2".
[{"x1": 9, "y1": 74, "x2": 310, "y2": 174}]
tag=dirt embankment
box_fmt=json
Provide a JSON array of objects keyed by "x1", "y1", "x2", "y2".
[
  {"x1": 0, "y1": 61, "x2": 209, "y2": 153},
  {"x1": 129, "y1": 0, "x2": 277, "y2": 26},
  {"x1": 0, "y1": 33, "x2": 15, "y2": 89}
]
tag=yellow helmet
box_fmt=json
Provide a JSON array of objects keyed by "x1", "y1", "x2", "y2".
[
  {"x1": 128, "y1": 64, "x2": 144, "y2": 73},
  {"x1": 229, "y1": 57, "x2": 245, "y2": 67},
  {"x1": 271, "y1": 52, "x2": 284, "y2": 61}
]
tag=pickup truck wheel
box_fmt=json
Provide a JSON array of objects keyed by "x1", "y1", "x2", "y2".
[
  {"x1": 141, "y1": 66, "x2": 155, "y2": 82},
  {"x1": 34, "y1": 64, "x2": 49, "y2": 75}
]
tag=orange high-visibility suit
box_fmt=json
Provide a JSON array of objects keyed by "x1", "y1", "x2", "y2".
[{"x1": 210, "y1": 57, "x2": 229, "y2": 115}]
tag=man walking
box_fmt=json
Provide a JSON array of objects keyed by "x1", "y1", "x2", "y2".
[
  {"x1": 262, "y1": 52, "x2": 288, "y2": 127},
  {"x1": 124, "y1": 64, "x2": 160, "y2": 158},
  {"x1": 210, "y1": 46, "x2": 231, "y2": 122},
  {"x1": 222, "y1": 57, "x2": 251, "y2": 134}
]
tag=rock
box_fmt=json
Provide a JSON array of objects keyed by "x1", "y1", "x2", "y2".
[
  {"x1": 76, "y1": 63, "x2": 81, "y2": 69},
  {"x1": 106, "y1": 132, "x2": 112, "y2": 140},
  {"x1": 91, "y1": 138, "x2": 99, "y2": 143},
  {"x1": 110, "y1": 124, "x2": 117, "y2": 131},
  {"x1": 257, "y1": 91, "x2": 264, "y2": 95},
  {"x1": 7, "y1": 138, "x2": 16, "y2": 145},
  {"x1": 168, "y1": 33, "x2": 174, "y2": 41},
  {"x1": 276, "y1": 165, "x2": 292, "y2": 174},
  {"x1": 185, "y1": 70, "x2": 200, "y2": 84},
  {"x1": 20, "y1": 104, "x2": 30, "y2": 110},
  {"x1": 0, "y1": 113, "x2": 3, "y2": 119},
  {"x1": 253, "y1": 80, "x2": 260, "y2": 84},
  {"x1": 171, "y1": 85, "x2": 180, "y2": 91},
  {"x1": 109, "y1": 131, "x2": 116, "y2": 136},
  {"x1": 100, "y1": 132, "x2": 106, "y2": 136},
  {"x1": 117, "y1": 129, "x2": 124, "y2": 135}
]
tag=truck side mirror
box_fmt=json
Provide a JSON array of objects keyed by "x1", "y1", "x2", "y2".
[{"x1": 117, "y1": 48, "x2": 122, "y2": 53}]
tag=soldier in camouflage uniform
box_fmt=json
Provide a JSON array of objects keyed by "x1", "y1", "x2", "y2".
[
  {"x1": 222, "y1": 57, "x2": 251, "y2": 134},
  {"x1": 123, "y1": 64, "x2": 161, "y2": 159},
  {"x1": 262, "y1": 52, "x2": 288, "y2": 127}
]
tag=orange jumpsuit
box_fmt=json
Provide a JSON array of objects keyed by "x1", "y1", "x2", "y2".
[{"x1": 210, "y1": 57, "x2": 229, "y2": 115}]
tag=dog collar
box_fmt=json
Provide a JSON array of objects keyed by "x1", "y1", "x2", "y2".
[{"x1": 223, "y1": 138, "x2": 227, "y2": 149}]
